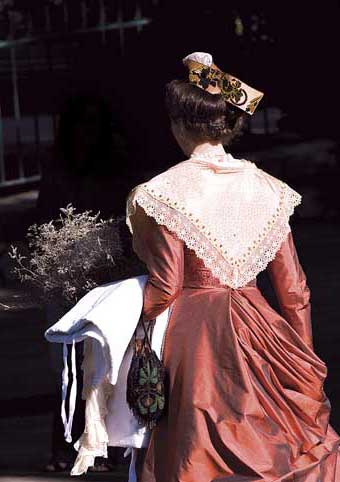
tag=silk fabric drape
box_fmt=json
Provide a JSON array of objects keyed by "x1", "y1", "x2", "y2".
[{"x1": 130, "y1": 205, "x2": 340, "y2": 482}]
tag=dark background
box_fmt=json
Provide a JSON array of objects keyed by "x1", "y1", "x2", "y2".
[{"x1": 0, "y1": 0, "x2": 339, "y2": 475}]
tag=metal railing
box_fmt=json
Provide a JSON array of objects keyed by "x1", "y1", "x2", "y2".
[
  {"x1": 0, "y1": 0, "x2": 153, "y2": 189},
  {"x1": 0, "y1": 2, "x2": 283, "y2": 189}
]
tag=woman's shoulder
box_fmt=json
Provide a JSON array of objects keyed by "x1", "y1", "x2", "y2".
[
  {"x1": 128, "y1": 158, "x2": 302, "y2": 214},
  {"x1": 242, "y1": 161, "x2": 303, "y2": 220},
  {"x1": 128, "y1": 161, "x2": 187, "y2": 196},
  {"x1": 253, "y1": 163, "x2": 301, "y2": 198}
]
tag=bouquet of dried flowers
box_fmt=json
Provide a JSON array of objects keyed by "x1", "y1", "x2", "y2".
[{"x1": 9, "y1": 204, "x2": 143, "y2": 309}]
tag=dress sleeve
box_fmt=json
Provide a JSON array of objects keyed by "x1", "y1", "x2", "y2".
[
  {"x1": 266, "y1": 230, "x2": 314, "y2": 350},
  {"x1": 129, "y1": 204, "x2": 184, "y2": 321}
]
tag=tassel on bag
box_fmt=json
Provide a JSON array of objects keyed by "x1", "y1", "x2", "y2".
[{"x1": 126, "y1": 317, "x2": 167, "y2": 429}]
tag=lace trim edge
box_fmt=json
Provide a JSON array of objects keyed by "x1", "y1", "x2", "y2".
[{"x1": 127, "y1": 184, "x2": 301, "y2": 289}]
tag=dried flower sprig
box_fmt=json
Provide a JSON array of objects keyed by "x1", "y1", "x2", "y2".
[{"x1": 9, "y1": 204, "x2": 141, "y2": 309}]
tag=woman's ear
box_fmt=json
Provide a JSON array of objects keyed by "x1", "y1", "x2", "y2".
[
  {"x1": 170, "y1": 120, "x2": 179, "y2": 139},
  {"x1": 170, "y1": 120, "x2": 183, "y2": 146},
  {"x1": 170, "y1": 120, "x2": 196, "y2": 157}
]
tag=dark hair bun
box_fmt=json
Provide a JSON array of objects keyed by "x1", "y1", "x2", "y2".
[{"x1": 165, "y1": 80, "x2": 246, "y2": 145}]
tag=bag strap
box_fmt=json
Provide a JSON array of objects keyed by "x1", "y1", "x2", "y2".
[
  {"x1": 140, "y1": 317, "x2": 155, "y2": 351},
  {"x1": 132, "y1": 298, "x2": 156, "y2": 350}
]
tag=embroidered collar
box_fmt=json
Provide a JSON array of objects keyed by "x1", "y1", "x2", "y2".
[{"x1": 127, "y1": 159, "x2": 301, "y2": 288}]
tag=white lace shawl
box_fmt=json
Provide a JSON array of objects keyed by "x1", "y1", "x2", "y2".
[{"x1": 127, "y1": 156, "x2": 301, "y2": 288}]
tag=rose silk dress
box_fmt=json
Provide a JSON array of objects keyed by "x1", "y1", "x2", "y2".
[{"x1": 129, "y1": 204, "x2": 340, "y2": 482}]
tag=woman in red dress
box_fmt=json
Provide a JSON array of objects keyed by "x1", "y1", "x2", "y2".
[{"x1": 127, "y1": 52, "x2": 340, "y2": 481}]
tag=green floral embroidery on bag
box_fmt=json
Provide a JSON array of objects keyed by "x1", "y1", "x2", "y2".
[
  {"x1": 127, "y1": 320, "x2": 167, "y2": 429},
  {"x1": 139, "y1": 362, "x2": 159, "y2": 385}
]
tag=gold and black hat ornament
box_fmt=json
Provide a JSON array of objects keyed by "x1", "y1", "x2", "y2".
[{"x1": 183, "y1": 52, "x2": 264, "y2": 115}]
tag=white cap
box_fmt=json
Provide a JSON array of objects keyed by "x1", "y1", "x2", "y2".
[{"x1": 182, "y1": 52, "x2": 213, "y2": 67}]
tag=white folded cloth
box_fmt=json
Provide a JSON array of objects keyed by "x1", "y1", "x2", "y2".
[{"x1": 45, "y1": 275, "x2": 170, "y2": 482}]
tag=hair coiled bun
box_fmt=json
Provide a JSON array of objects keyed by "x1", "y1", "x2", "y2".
[{"x1": 165, "y1": 80, "x2": 246, "y2": 145}]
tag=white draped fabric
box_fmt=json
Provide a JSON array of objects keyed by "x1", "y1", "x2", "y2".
[{"x1": 45, "y1": 275, "x2": 170, "y2": 481}]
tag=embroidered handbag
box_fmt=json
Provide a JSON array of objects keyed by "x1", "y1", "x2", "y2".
[{"x1": 126, "y1": 318, "x2": 167, "y2": 429}]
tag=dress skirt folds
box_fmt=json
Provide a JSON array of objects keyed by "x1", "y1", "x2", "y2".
[{"x1": 129, "y1": 205, "x2": 340, "y2": 482}]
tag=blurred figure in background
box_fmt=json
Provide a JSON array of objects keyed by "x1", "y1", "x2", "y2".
[
  {"x1": 38, "y1": 94, "x2": 133, "y2": 472},
  {"x1": 37, "y1": 93, "x2": 130, "y2": 221}
]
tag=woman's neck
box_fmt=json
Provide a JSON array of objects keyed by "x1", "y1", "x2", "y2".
[{"x1": 190, "y1": 143, "x2": 227, "y2": 158}]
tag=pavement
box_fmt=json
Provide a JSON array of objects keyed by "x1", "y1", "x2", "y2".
[{"x1": 0, "y1": 473, "x2": 128, "y2": 482}]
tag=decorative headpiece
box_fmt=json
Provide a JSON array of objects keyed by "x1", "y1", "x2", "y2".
[{"x1": 183, "y1": 52, "x2": 264, "y2": 115}]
